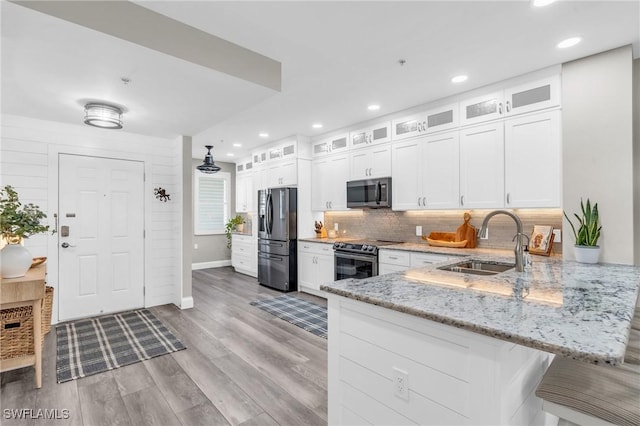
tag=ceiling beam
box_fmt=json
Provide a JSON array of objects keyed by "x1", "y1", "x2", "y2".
[{"x1": 11, "y1": 0, "x2": 281, "y2": 92}]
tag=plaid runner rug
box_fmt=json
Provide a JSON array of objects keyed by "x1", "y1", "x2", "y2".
[
  {"x1": 250, "y1": 295, "x2": 327, "y2": 339},
  {"x1": 56, "y1": 309, "x2": 185, "y2": 383}
]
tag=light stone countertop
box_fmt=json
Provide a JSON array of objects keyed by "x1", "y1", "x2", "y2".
[{"x1": 320, "y1": 253, "x2": 640, "y2": 366}]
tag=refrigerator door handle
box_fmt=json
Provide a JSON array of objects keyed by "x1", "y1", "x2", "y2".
[
  {"x1": 259, "y1": 252, "x2": 283, "y2": 261},
  {"x1": 266, "y1": 193, "x2": 273, "y2": 235}
]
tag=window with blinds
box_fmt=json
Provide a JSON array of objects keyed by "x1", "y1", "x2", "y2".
[{"x1": 194, "y1": 171, "x2": 230, "y2": 235}]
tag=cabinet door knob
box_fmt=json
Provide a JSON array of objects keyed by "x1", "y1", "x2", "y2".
[
  {"x1": 423, "y1": 197, "x2": 427, "y2": 206},
  {"x1": 498, "y1": 102, "x2": 503, "y2": 114},
  {"x1": 460, "y1": 195, "x2": 465, "y2": 206},
  {"x1": 506, "y1": 193, "x2": 511, "y2": 204},
  {"x1": 506, "y1": 100, "x2": 511, "y2": 112},
  {"x1": 417, "y1": 197, "x2": 421, "y2": 207}
]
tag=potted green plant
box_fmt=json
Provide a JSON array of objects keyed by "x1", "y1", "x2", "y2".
[
  {"x1": 224, "y1": 215, "x2": 245, "y2": 249},
  {"x1": 1, "y1": 185, "x2": 53, "y2": 277},
  {"x1": 563, "y1": 198, "x2": 602, "y2": 263}
]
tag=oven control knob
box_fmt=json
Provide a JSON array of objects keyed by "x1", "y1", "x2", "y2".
[
  {"x1": 362, "y1": 245, "x2": 368, "y2": 251},
  {"x1": 368, "y1": 246, "x2": 375, "y2": 252}
]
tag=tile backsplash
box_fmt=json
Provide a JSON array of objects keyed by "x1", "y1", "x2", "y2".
[{"x1": 323, "y1": 209, "x2": 563, "y2": 254}]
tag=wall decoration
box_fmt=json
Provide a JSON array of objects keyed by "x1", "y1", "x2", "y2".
[{"x1": 154, "y1": 187, "x2": 170, "y2": 202}]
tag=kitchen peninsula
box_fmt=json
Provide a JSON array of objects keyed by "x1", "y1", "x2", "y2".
[{"x1": 321, "y1": 254, "x2": 640, "y2": 425}]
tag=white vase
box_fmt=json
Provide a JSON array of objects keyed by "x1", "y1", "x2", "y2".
[
  {"x1": 1, "y1": 243, "x2": 33, "y2": 278},
  {"x1": 574, "y1": 245, "x2": 600, "y2": 264}
]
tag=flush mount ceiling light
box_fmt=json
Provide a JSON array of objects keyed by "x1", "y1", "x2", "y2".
[
  {"x1": 367, "y1": 104, "x2": 380, "y2": 111},
  {"x1": 532, "y1": 0, "x2": 556, "y2": 7},
  {"x1": 312, "y1": 123, "x2": 323, "y2": 129},
  {"x1": 259, "y1": 132, "x2": 269, "y2": 138},
  {"x1": 557, "y1": 36, "x2": 582, "y2": 49},
  {"x1": 84, "y1": 103, "x2": 123, "y2": 129},
  {"x1": 196, "y1": 145, "x2": 221, "y2": 174},
  {"x1": 232, "y1": 143, "x2": 242, "y2": 147},
  {"x1": 451, "y1": 75, "x2": 468, "y2": 83}
]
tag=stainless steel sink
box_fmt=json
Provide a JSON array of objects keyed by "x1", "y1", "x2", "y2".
[{"x1": 437, "y1": 259, "x2": 515, "y2": 276}]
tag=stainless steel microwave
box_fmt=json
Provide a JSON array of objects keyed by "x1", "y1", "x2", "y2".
[{"x1": 346, "y1": 177, "x2": 392, "y2": 208}]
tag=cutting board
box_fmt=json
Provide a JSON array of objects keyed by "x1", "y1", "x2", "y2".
[{"x1": 456, "y1": 212, "x2": 477, "y2": 248}]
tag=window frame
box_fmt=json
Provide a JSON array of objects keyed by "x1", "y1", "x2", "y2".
[{"x1": 194, "y1": 170, "x2": 231, "y2": 235}]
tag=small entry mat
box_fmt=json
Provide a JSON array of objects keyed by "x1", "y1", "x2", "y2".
[
  {"x1": 250, "y1": 295, "x2": 327, "y2": 339},
  {"x1": 56, "y1": 309, "x2": 185, "y2": 383}
]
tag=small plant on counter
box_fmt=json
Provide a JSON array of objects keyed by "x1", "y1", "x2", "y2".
[
  {"x1": 563, "y1": 198, "x2": 602, "y2": 247},
  {"x1": 225, "y1": 215, "x2": 245, "y2": 249}
]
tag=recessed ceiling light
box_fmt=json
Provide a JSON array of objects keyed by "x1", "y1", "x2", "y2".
[
  {"x1": 312, "y1": 123, "x2": 323, "y2": 129},
  {"x1": 532, "y1": 0, "x2": 556, "y2": 7},
  {"x1": 367, "y1": 104, "x2": 380, "y2": 111},
  {"x1": 259, "y1": 132, "x2": 269, "y2": 138},
  {"x1": 232, "y1": 143, "x2": 242, "y2": 148},
  {"x1": 451, "y1": 75, "x2": 468, "y2": 83},
  {"x1": 557, "y1": 37, "x2": 581, "y2": 49},
  {"x1": 226, "y1": 153, "x2": 234, "y2": 157}
]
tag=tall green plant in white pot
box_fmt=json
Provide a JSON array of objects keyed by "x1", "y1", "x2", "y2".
[
  {"x1": 1, "y1": 185, "x2": 53, "y2": 278},
  {"x1": 563, "y1": 198, "x2": 602, "y2": 264}
]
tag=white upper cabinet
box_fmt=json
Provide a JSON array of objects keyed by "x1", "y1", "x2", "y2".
[
  {"x1": 235, "y1": 172, "x2": 254, "y2": 212},
  {"x1": 459, "y1": 91, "x2": 505, "y2": 127},
  {"x1": 252, "y1": 149, "x2": 268, "y2": 167},
  {"x1": 350, "y1": 121, "x2": 391, "y2": 150},
  {"x1": 504, "y1": 76, "x2": 561, "y2": 117},
  {"x1": 392, "y1": 103, "x2": 458, "y2": 141},
  {"x1": 266, "y1": 159, "x2": 297, "y2": 188},
  {"x1": 350, "y1": 144, "x2": 392, "y2": 180},
  {"x1": 392, "y1": 132, "x2": 459, "y2": 211},
  {"x1": 460, "y1": 75, "x2": 560, "y2": 126},
  {"x1": 422, "y1": 132, "x2": 460, "y2": 209},
  {"x1": 504, "y1": 110, "x2": 561, "y2": 208},
  {"x1": 312, "y1": 154, "x2": 349, "y2": 211},
  {"x1": 459, "y1": 123, "x2": 505, "y2": 209},
  {"x1": 312, "y1": 133, "x2": 349, "y2": 157}
]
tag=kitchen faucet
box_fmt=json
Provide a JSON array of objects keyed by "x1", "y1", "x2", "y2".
[{"x1": 479, "y1": 210, "x2": 525, "y2": 272}]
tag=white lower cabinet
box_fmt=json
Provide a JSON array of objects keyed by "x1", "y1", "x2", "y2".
[
  {"x1": 379, "y1": 249, "x2": 458, "y2": 275},
  {"x1": 298, "y1": 242, "x2": 334, "y2": 295},
  {"x1": 231, "y1": 234, "x2": 257, "y2": 277},
  {"x1": 327, "y1": 295, "x2": 551, "y2": 426},
  {"x1": 378, "y1": 249, "x2": 411, "y2": 275}
]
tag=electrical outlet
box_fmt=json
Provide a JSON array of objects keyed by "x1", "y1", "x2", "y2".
[
  {"x1": 553, "y1": 229, "x2": 562, "y2": 243},
  {"x1": 392, "y1": 367, "x2": 409, "y2": 400},
  {"x1": 480, "y1": 229, "x2": 489, "y2": 240},
  {"x1": 415, "y1": 226, "x2": 422, "y2": 236},
  {"x1": 334, "y1": 223, "x2": 339, "y2": 231},
  {"x1": 194, "y1": 243, "x2": 198, "y2": 249}
]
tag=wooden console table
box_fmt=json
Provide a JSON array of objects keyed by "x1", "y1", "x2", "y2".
[{"x1": 0, "y1": 266, "x2": 45, "y2": 388}]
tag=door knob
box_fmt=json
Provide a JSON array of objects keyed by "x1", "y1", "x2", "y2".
[{"x1": 61, "y1": 242, "x2": 75, "y2": 248}]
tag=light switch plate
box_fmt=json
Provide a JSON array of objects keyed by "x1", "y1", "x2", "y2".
[
  {"x1": 553, "y1": 229, "x2": 562, "y2": 243},
  {"x1": 334, "y1": 223, "x2": 339, "y2": 231},
  {"x1": 415, "y1": 226, "x2": 422, "y2": 236}
]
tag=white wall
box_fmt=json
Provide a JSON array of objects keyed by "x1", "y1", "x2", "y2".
[
  {"x1": 634, "y1": 58, "x2": 640, "y2": 266},
  {"x1": 561, "y1": 46, "x2": 635, "y2": 265},
  {"x1": 0, "y1": 114, "x2": 183, "y2": 321}
]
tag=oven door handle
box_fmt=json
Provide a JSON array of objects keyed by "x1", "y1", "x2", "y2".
[{"x1": 335, "y1": 252, "x2": 376, "y2": 263}]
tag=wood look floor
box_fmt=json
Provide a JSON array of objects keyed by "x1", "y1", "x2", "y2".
[{"x1": 0, "y1": 267, "x2": 328, "y2": 426}]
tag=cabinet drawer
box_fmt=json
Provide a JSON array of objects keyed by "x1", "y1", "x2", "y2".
[
  {"x1": 410, "y1": 252, "x2": 454, "y2": 267},
  {"x1": 299, "y1": 241, "x2": 333, "y2": 256},
  {"x1": 378, "y1": 250, "x2": 410, "y2": 267},
  {"x1": 378, "y1": 263, "x2": 408, "y2": 275}
]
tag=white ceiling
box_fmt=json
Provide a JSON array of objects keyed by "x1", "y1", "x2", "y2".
[{"x1": 2, "y1": 1, "x2": 639, "y2": 161}]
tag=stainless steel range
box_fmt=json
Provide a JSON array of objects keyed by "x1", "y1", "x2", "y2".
[{"x1": 333, "y1": 240, "x2": 398, "y2": 281}]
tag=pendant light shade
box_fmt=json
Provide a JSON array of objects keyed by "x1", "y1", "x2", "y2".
[
  {"x1": 84, "y1": 103, "x2": 123, "y2": 129},
  {"x1": 196, "y1": 145, "x2": 221, "y2": 173}
]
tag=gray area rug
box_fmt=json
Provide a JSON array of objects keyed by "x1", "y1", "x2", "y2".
[
  {"x1": 250, "y1": 295, "x2": 327, "y2": 339},
  {"x1": 56, "y1": 309, "x2": 185, "y2": 383}
]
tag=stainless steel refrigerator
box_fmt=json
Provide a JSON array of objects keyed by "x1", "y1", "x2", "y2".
[{"x1": 257, "y1": 187, "x2": 297, "y2": 292}]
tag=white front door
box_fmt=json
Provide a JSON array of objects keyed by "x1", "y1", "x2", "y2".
[{"x1": 58, "y1": 154, "x2": 144, "y2": 321}]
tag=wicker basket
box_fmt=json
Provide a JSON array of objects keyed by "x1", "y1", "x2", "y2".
[
  {"x1": 1, "y1": 287, "x2": 52, "y2": 360},
  {"x1": 42, "y1": 286, "x2": 54, "y2": 335},
  {"x1": 0, "y1": 306, "x2": 43, "y2": 360}
]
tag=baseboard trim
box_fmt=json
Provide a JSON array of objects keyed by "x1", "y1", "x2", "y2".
[
  {"x1": 180, "y1": 297, "x2": 194, "y2": 309},
  {"x1": 192, "y1": 260, "x2": 231, "y2": 270}
]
